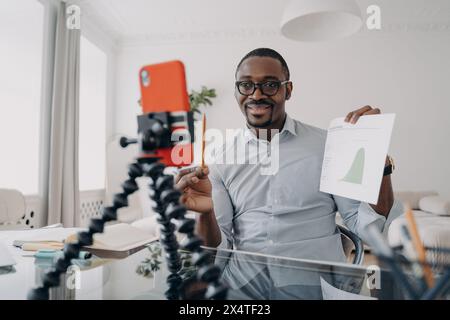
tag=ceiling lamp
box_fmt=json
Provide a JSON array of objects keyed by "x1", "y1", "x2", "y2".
[{"x1": 280, "y1": 0, "x2": 363, "y2": 41}]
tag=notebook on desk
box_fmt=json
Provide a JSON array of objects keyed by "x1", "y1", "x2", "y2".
[
  {"x1": 67, "y1": 223, "x2": 158, "y2": 259},
  {"x1": 13, "y1": 223, "x2": 158, "y2": 259}
]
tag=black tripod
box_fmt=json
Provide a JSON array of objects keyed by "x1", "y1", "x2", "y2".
[{"x1": 28, "y1": 111, "x2": 227, "y2": 300}]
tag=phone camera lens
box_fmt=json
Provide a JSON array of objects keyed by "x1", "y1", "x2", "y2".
[{"x1": 141, "y1": 70, "x2": 150, "y2": 87}]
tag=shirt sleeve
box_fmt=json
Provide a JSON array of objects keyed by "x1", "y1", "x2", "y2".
[
  {"x1": 209, "y1": 163, "x2": 234, "y2": 250},
  {"x1": 333, "y1": 195, "x2": 404, "y2": 243}
]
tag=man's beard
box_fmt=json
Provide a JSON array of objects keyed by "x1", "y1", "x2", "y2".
[
  {"x1": 244, "y1": 101, "x2": 274, "y2": 128},
  {"x1": 247, "y1": 116, "x2": 273, "y2": 128}
]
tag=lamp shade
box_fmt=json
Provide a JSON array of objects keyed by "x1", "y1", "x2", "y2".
[{"x1": 280, "y1": 0, "x2": 363, "y2": 42}]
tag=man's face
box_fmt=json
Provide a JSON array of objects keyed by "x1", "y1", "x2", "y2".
[{"x1": 235, "y1": 56, "x2": 292, "y2": 129}]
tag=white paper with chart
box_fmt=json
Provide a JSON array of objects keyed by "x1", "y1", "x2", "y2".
[{"x1": 320, "y1": 114, "x2": 396, "y2": 204}]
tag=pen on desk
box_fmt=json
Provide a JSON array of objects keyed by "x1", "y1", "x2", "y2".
[
  {"x1": 22, "y1": 249, "x2": 92, "y2": 260},
  {"x1": 405, "y1": 207, "x2": 434, "y2": 288},
  {"x1": 365, "y1": 224, "x2": 420, "y2": 298},
  {"x1": 365, "y1": 224, "x2": 395, "y2": 258},
  {"x1": 20, "y1": 242, "x2": 64, "y2": 251},
  {"x1": 399, "y1": 225, "x2": 427, "y2": 290}
]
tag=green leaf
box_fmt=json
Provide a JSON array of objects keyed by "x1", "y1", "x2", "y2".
[{"x1": 189, "y1": 86, "x2": 217, "y2": 112}]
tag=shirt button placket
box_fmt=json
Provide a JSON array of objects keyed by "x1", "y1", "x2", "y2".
[{"x1": 268, "y1": 173, "x2": 276, "y2": 246}]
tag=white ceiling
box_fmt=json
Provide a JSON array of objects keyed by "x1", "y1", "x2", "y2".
[{"x1": 72, "y1": 0, "x2": 450, "y2": 46}]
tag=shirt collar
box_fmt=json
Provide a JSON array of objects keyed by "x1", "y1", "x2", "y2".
[
  {"x1": 282, "y1": 113, "x2": 297, "y2": 136},
  {"x1": 242, "y1": 113, "x2": 297, "y2": 144}
]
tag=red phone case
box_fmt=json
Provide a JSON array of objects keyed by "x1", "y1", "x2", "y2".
[{"x1": 138, "y1": 60, "x2": 193, "y2": 166}]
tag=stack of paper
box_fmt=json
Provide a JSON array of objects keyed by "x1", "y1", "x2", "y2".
[{"x1": 14, "y1": 223, "x2": 157, "y2": 259}]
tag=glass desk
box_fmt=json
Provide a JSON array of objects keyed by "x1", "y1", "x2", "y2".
[{"x1": 0, "y1": 240, "x2": 410, "y2": 300}]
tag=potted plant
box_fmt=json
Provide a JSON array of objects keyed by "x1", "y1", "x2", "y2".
[{"x1": 189, "y1": 86, "x2": 216, "y2": 119}]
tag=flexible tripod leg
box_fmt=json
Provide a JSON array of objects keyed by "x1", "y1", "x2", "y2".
[
  {"x1": 28, "y1": 158, "x2": 228, "y2": 300},
  {"x1": 143, "y1": 161, "x2": 227, "y2": 300},
  {"x1": 27, "y1": 162, "x2": 144, "y2": 300}
]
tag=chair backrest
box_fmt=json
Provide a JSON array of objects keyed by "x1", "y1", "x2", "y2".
[
  {"x1": 338, "y1": 225, "x2": 364, "y2": 265},
  {"x1": 0, "y1": 189, "x2": 25, "y2": 225}
]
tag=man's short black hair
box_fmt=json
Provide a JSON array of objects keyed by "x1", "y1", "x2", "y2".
[{"x1": 235, "y1": 48, "x2": 290, "y2": 80}]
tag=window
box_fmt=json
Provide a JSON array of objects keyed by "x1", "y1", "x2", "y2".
[
  {"x1": 79, "y1": 36, "x2": 107, "y2": 191},
  {"x1": 0, "y1": 0, "x2": 44, "y2": 195}
]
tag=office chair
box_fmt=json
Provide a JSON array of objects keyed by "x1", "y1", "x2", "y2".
[
  {"x1": 338, "y1": 225, "x2": 364, "y2": 265},
  {"x1": 0, "y1": 188, "x2": 27, "y2": 230}
]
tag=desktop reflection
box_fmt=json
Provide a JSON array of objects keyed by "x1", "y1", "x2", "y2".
[
  {"x1": 18, "y1": 240, "x2": 405, "y2": 300},
  {"x1": 176, "y1": 246, "x2": 369, "y2": 300}
]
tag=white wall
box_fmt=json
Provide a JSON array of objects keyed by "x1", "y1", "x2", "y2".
[{"x1": 112, "y1": 31, "x2": 450, "y2": 200}]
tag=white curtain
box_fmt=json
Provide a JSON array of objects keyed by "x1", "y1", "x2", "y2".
[{"x1": 40, "y1": 1, "x2": 81, "y2": 227}]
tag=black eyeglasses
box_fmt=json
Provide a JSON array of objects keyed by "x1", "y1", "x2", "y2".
[{"x1": 235, "y1": 80, "x2": 290, "y2": 96}]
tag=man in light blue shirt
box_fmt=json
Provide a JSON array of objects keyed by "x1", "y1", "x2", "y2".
[{"x1": 176, "y1": 48, "x2": 402, "y2": 299}]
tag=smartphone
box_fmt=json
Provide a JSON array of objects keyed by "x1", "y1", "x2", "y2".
[{"x1": 138, "y1": 60, "x2": 193, "y2": 167}]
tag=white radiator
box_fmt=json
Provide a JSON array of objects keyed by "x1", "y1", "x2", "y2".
[{"x1": 79, "y1": 189, "x2": 105, "y2": 228}]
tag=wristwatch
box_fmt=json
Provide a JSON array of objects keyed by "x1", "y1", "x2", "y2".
[{"x1": 383, "y1": 155, "x2": 395, "y2": 176}]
